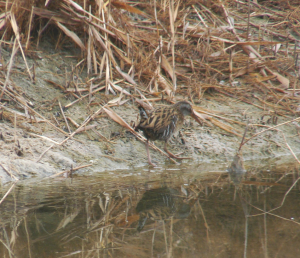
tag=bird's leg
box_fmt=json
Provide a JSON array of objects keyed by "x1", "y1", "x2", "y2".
[
  {"x1": 145, "y1": 140, "x2": 157, "y2": 166},
  {"x1": 164, "y1": 142, "x2": 191, "y2": 160}
]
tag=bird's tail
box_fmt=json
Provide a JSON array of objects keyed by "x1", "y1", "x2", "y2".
[
  {"x1": 138, "y1": 106, "x2": 148, "y2": 120},
  {"x1": 134, "y1": 106, "x2": 149, "y2": 131}
]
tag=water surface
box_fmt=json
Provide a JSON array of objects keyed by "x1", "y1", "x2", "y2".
[{"x1": 0, "y1": 161, "x2": 300, "y2": 258}]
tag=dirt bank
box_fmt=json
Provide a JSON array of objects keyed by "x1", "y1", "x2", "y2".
[{"x1": 0, "y1": 40, "x2": 299, "y2": 184}]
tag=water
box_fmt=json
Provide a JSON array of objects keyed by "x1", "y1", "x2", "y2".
[{"x1": 0, "y1": 161, "x2": 300, "y2": 258}]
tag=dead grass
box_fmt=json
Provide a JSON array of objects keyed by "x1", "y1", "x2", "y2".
[
  {"x1": 1, "y1": 0, "x2": 299, "y2": 104},
  {"x1": 0, "y1": 0, "x2": 300, "y2": 177},
  {"x1": 0, "y1": 2, "x2": 300, "y2": 254}
]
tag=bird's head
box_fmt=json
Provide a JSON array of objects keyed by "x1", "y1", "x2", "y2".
[{"x1": 175, "y1": 101, "x2": 202, "y2": 125}]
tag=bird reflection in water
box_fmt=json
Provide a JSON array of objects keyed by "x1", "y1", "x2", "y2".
[
  {"x1": 136, "y1": 187, "x2": 191, "y2": 232},
  {"x1": 228, "y1": 153, "x2": 246, "y2": 186}
]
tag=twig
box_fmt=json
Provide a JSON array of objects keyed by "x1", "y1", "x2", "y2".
[
  {"x1": 36, "y1": 143, "x2": 55, "y2": 163},
  {"x1": 246, "y1": 199, "x2": 300, "y2": 226},
  {"x1": 64, "y1": 86, "x2": 105, "y2": 108},
  {"x1": 270, "y1": 177, "x2": 300, "y2": 212},
  {"x1": 59, "y1": 100, "x2": 71, "y2": 133},
  {"x1": 0, "y1": 182, "x2": 17, "y2": 205},
  {"x1": 192, "y1": 5, "x2": 208, "y2": 28},
  {"x1": 280, "y1": 131, "x2": 300, "y2": 165},
  {"x1": 28, "y1": 133, "x2": 60, "y2": 144},
  {"x1": 0, "y1": 38, "x2": 18, "y2": 101},
  {"x1": 230, "y1": 10, "x2": 297, "y2": 41},
  {"x1": 47, "y1": 164, "x2": 93, "y2": 179},
  {"x1": 75, "y1": 124, "x2": 98, "y2": 133},
  {"x1": 0, "y1": 85, "x2": 69, "y2": 136},
  {"x1": 238, "y1": 123, "x2": 249, "y2": 152},
  {"x1": 25, "y1": 6, "x2": 34, "y2": 50},
  {"x1": 0, "y1": 104, "x2": 43, "y2": 122},
  {"x1": 0, "y1": 237, "x2": 15, "y2": 258},
  {"x1": 92, "y1": 128, "x2": 114, "y2": 143},
  {"x1": 242, "y1": 117, "x2": 300, "y2": 147},
  {"x1": 246, "y1": 0, "x2": 250, "y2": 41},
  {"x1": 58, "y1": 105, "x2": 105, "y2": 146},
  {"x1": 10, "y1": 14, "x2": 34, "y2": 81},
  {"x1": 0, "y1": 163, "x2": 18, "y2": 181},
  {"x1": 24, "y1": 218, "x2": 32, "y2": 258}
]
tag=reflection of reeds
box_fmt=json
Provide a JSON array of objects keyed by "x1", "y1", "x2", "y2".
[
  {"x1": 0, "y1": 227, "x2": 14, "y2": 258},
  {"x1": 1, "y1": 163, "x2": 300, "y2": 256}
]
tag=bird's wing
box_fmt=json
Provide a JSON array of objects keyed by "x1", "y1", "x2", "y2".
[{"x1": 139, "y1": 107, "x2": 178, "y2": 134}]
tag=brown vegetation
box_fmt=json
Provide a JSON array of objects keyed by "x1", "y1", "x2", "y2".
[
  {"x1": 1, "y1": 0, "x2": 300, "y2": 110},
  {"x1": 1, "y1": 2, "x2": 300, "y2": 256},
  {"x1": 0, "y1": 0, "x2": 300, "y2": 175}
]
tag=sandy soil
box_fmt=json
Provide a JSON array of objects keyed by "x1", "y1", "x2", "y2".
[{"x1": 1, "y1": 40, "x2": 299, "y2": 184}]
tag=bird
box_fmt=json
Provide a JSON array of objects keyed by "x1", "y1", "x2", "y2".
[
  {"x1": 135, "y1": 101, "x2": 202, "y2": 166},
  {"x1": 136, "y1": 187, "x2": 191, "y2": 232}
]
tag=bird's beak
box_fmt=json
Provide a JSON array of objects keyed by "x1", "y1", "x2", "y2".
[{"x1": 191, "y1": 111, "x2": 203, "y2": 126}]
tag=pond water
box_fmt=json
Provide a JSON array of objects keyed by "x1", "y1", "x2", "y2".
[{"x1": 0, "y1": 159, "x2": 300, "y2": 258}]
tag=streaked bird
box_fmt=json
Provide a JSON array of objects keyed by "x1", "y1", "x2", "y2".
[{"x1": 135, "y1": 101, "x2": 202, "y2": 166}]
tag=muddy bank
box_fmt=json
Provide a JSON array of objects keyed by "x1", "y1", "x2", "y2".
[{"x1": 0, "y1": 41, "x2": 299, "y2": 184}]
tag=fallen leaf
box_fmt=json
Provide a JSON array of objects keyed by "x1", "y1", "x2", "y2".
[
  {"x1": 103, "y1": 107, "x2": 133, "y2": 131},
  {"x1": 161, "y1": 54, "x2": 174, "y2": 80},
  {"x1": 56, "y1": 21, "x2": 85, "y2": 50},
  {"x1": 111, "y1": 1, "x2": 147, "y2": 17},
  {"x1": 115, "y1": 66, "x2": 137, "y2": 85}
]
